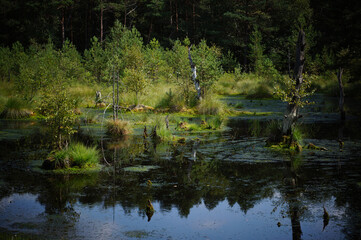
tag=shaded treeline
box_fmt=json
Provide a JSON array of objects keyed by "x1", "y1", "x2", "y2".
[{"x1": 0, "y1": 0, "x2": 360, "y2": 79}]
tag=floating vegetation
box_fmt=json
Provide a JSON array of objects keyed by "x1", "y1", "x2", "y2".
[{"x1": 123, "y1": 165, "x2": 160, "y2": 172}]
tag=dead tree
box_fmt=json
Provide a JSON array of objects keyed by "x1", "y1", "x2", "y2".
[
  {"x1": 188, "y1": 45, "x2": 202, "y2": 100},
  {"x1": 282, "y1": 30, "x2": 306, "y2": 136},
  {"x1": 337, "y1": 68, "x2": 345, "y2": 120}
]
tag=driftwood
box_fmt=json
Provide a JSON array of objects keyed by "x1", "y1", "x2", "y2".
[
  {"x1": 282, "y1": 30, "x2": 306, "y2": 135},
  {"x1": 188, "y1": 45, "x2": 202, "y2": 100},
  {"x1": 337, "y1": 68, "x2": 345, "y2": 120}
]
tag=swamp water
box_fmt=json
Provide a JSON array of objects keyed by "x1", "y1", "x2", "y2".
[{"x1": 1, "y1": 96, "x2": 361, "y2": 240}]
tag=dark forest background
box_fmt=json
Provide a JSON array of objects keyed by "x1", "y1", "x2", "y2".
[{"x1": 1, "y1": 0, "x2": 360, "y2": 80}]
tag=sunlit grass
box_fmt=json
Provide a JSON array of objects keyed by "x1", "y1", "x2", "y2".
[{"x1": 106, "y1": 119, "x2": 133, "y2": 137}]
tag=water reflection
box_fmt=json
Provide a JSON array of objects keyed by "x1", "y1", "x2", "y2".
[{"x1": 0, "y1": 120, "x2": 361, "y2": 239}]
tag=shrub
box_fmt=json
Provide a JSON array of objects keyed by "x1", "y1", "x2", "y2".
[
  {"x1": 0, "y1": 97, "x2": 32, "y2": 119},
  {"x1": 106, "y1": 119, "x2": 132, "y2": 137}
]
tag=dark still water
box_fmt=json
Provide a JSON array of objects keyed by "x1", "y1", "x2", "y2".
[{"x1": 0, "y1": 117, "x2": 361, "y2": 239}]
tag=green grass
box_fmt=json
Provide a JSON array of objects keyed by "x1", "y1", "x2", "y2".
[
  {"x1": 148, "y1": 115, "x2": 173, "y2": 141},
  {"x1": 50, "y1": 142, "x2": 100, "y2": 169},
  {"x1": 0, "y1": 97, "x2": 33, "y2": 119},
  {"x1": 197, "y1": 94, "x2": 228, "y2": 115},
  {"x1": 292, "y1": 125, "x2": 304, "y2": 145},
  {"x1": 68, "y1": 143, "x2": 100, "y2": 168}
]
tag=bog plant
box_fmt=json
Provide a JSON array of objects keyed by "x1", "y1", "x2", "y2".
[
  {"x1": 106, "y1": 119, "x2": 132, "y2": 137},
  {"x1": 0, "y1": 97, "x2": 32, "y2": 119},
  {"x1": 50, "y1": 142, "x2": 100, "y2": 169}
]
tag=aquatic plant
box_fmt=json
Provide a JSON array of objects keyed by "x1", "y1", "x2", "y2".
[
  {"x1": 106, "y1": 119, "x2": 133, "y2": 137},
  {"x1": 0, "y1": 97, "x2": 33, "y2": 119},
  {"x1": 68, "y1": 143, "x2": 100, "y2": 168},
  {"x1": 149, "y1": 115, "x2": 173, "y2": 141},
  {"x1": 292, "y1": 125, "x2": 304, "y2": 145},
  {"x1": 206, "y1": 115, "x2": 225, "y2": 130},
  {"x1": 45, "y1": 142, "x2": 100, "y2": 169}
]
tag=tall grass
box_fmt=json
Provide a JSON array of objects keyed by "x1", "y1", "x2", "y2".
[
  {"x1": 292, "y1": 125, "x2": 304, "y2": 145},
  {"x1": 52, "y1": 142, "x2": 100, "y2": 169},
  {"x1": 106, "y1": 119, "x2": 133, "y2": 137},
  {"x1": 149, "y1": 115, "x2": 173, "y2": 141},
  {"x1": 215, "y1": 72, "x2": 275, "y2": 98},
  {"x1": 0, "y1": 97, "x2": 33, "y2": 119},
  {"x1": 68, "y1": 143, "x2": 100, "y2": 168},
  {"x1": 197, "y1": 94, "x2": 227, "y2": 115}
]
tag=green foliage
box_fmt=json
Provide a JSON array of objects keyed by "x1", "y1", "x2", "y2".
[
  {"x1": 206, "y1": 115, "x2": 225, "y2": 130},
  {"x1": 168, "y1": 40, "x2": 192, "y2": 104},
  {"x1": 16, "y1": 41, "x2": 61, "y2": 101},
  {"x1": 123, "y1": 68, "x2": 149, "y2": 104},
  {"x1": 0, "y1": 47, "x2": 12, "y2": 81},
  {"x1": 38, "y1": 86, "x2": 77, "y2": 149},
  {"x1": 221, "y1": 50, "x2": 239, "y2": 73},
  {"x1": 0, "y1": 96, "x2": 33, "y2": 119},
  {"x1": 60, "y1": 40, "x2": 87, "y2": 82},
  {"x1": 149, "y1": 115, "x2": 173, "y2": 141},
  {"x1": 197, "y1": 94, "x2": 227, "y2": 116},
  {"x1": 156, "y1": 88, "x2": 182, "y2": 111},
  {"x1": 274, "y1": 74, "x2": 315, "y2": 107},
  {"x1": 68, "y1": 143, "x2": 100, "y2": 168},
  {"x1": 106, "y1": 119, "x2": 132, "y2": 137},
  {"x1": 144, "y1": 38, "x2": 170, "y2": 83},
  {"x1": 84, "y1": 37, "x2": 107, "y2": 83},
  {"x1": 246, "y1": 85, "x2": 274, "y2": 99},
  {"x1": 106, "y1": 21, "x2": 144, "y2": 76},
  {"x1": 292, "y1": 125, "x2": 304, "y2": 145},
  {"x1": 51, "y1": 143, "x2": 100, "y2": 169},
  {"x1": 192, "y1": 40, "x2": 223, "y2": 93},
  {"x1": 249, "y1": 27, "x2": 265, "y2": 74}
]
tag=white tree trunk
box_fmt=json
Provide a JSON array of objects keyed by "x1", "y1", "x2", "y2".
[{"x1": 188, "y1": 45, "x2": 202, "y2": 100}]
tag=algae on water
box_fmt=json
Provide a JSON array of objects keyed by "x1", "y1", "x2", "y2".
[{"x1": 123, "y1": 165, "x2": 160, "y2": 172}]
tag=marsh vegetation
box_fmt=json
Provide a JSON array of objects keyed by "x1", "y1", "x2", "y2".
[{"x1": 1, "y1": 0, "x2": 361, "y2": 239}]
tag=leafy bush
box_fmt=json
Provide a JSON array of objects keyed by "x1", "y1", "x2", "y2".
[
  {"x1": 38, "y1": 88, "x2": 77, "y2": 149},
  {"x1": 106, "y1": 119, "x2": 133, "y2": 137},
  {"x1": 0, "y1": 97, "x2": 32, "y2": 119}
]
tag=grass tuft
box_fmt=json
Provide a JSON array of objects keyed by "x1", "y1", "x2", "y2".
[
  {"x1": 197, "y1": 94, "x2": 227, "y2": 115},
  {"x1": 106, "y1": 119, "x2": 133, "y2": 137},
  {"x1": 0, "y1": 97, "x2": 33, "y2": 119},
  {"x1": 68, "y1": 143, "x2": 100, "y2": 168}
]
